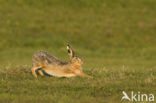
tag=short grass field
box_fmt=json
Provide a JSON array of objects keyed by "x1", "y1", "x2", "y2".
[{"x1": 0, "y1": 0, "x2": 156, "y2": 103}]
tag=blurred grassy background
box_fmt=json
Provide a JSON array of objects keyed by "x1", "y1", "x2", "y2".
[{"x1": 0, "y1": 0, "x2": 156, "y2": 103}]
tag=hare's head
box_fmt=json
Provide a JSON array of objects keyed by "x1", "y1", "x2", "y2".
[
  {"x1": 66, "y1": 44, "x2": 92, "y2": 78},
  {"x1": 67, "y1": 44, "x2": 83, "y2": 66}
]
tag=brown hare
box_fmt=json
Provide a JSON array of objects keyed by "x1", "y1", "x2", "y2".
[{"x1": 32, "y1": 44, "x2": 92, "y2": 78}]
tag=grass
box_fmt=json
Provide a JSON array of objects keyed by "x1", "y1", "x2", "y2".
[{"x1": 0, "y1": 0, "x2": 156, "y2": 103}]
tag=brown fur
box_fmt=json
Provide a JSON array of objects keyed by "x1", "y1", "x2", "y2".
[{"x1": 31, "y1": 45, "x2": 92, "y2": 78}]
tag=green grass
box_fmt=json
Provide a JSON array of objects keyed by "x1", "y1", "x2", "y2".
[{"x1": 0, "y1": 0, "x2": 156, "y2": 103}]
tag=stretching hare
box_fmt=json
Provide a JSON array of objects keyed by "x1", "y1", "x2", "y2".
[{"x1": 32, "y1": 45, "x2": 92, "y2": 78}]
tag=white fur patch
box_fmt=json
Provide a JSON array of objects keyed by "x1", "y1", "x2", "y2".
[{"x1": 67, "y1": 46, "x2": 69, "y2": 50}]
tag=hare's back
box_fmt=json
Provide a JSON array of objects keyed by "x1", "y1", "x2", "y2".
[{"x1": 32, "y1": 50, "x2": 66, "y2": 66}]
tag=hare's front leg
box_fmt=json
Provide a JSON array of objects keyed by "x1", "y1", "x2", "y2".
[{"x1": 78, "y1": 72, "x2": 93, "y2": 78}]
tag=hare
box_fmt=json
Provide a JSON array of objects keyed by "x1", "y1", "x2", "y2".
[{"x1": 32, "y1": 44, "x2": 92, "y2": 78}]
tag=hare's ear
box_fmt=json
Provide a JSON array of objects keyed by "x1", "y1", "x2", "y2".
[{"x1": 67, "y1": 44, "x2": 75, "y2": 59}]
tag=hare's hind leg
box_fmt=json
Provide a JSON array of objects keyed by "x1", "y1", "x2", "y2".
[
  {"x1": 32, "y1": 67, "x2": 38, "y2": 78},
  {"x1": 32, "y1": 66, "x2": 42, "y2": 78},
  {"x1": 38, "y1": 70, "x2": 44, "y2": 76}
]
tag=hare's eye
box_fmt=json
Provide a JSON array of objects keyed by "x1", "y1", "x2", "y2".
[{"x1": 78, "y1": 58, "x2": 81, "y2": 61}]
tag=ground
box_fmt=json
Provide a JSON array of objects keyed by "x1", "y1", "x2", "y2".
[{"x1": 0, "y1": 0, "x2": 156, "y2": 103}]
